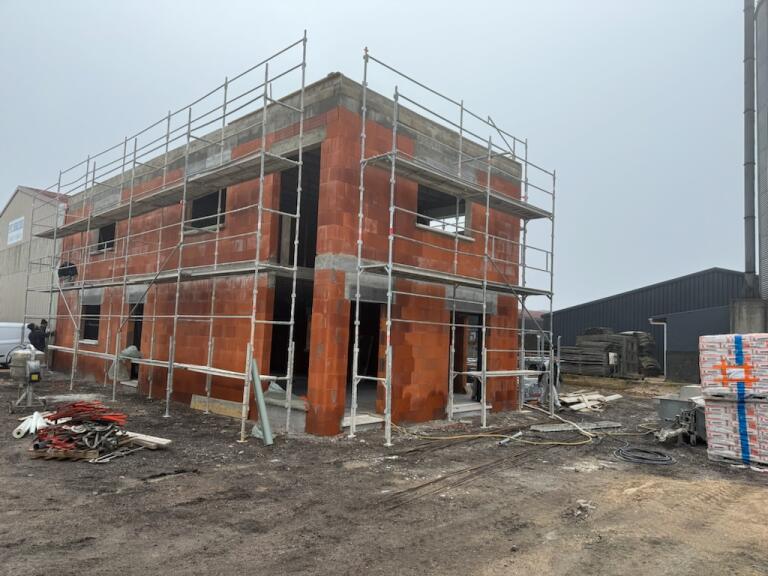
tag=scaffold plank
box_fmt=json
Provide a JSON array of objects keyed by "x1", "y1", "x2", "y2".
[
  {"x1": 37, "y1": 150, "x2": 296, "y2": 240},
  {"x1": 366, "y1": 152, "x2": 551, "y2": 221}
]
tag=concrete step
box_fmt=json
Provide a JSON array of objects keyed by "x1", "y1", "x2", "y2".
[
  {"x1": 341, "y1": 413, "x2": 385, "y2": 431},
  {"x1": 451, "y1": 401, "x2": 491, "y2": 418}
]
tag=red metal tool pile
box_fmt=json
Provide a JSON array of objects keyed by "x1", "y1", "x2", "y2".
[{"x1": 31, "y1": 401, "x2": 128, "y2": 460}]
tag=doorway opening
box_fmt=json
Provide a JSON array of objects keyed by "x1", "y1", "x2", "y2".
[
  {"x1": 346, "y1": 301, "x2": 382, "y2": 414},
  {"x1": 453, "y1": 313, "x2": 483, "y2": 403},
  {"x1": 126, "y1": 303, "x2": 144, "y2": 380},
  {"x1": 270, "y1": 277, "x2": 313, "y2": 397}
]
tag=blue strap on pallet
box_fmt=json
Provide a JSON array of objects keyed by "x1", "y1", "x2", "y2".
[{"x1": 734, "y1": 335, "x2": 751, "y2": 465}]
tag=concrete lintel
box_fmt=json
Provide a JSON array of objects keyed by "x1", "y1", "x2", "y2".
[{"x1": 448, "y1": 286, "x2": 497, "y2": 315}]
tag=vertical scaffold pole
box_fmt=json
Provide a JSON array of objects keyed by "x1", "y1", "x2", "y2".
[
  {"x1": 71, "y1": 156, "x2": 93, "y2": 391},
  {"x1": 239, "y1": 343, "x2": 254, "y2": 443},
  {"x1": 383, "y1": 86, "x2": 399, "y2": 447},
  {"x1": 113, "y1": 137, "x2": 137, "y2": 402},
  {"x1": 447, "y1": 99, "x2": 464, "y2": 421},
  {"x1": 204, "y1": 79, "x2": 228, "y2": 413},
  {"x1": 518, "y1": 138, "x2": 529, "y2": 410},
  {"x1": 548, "y1": 170, "x2": 557, "y2": 416},
  {"x1": 45, "y1": 171, "x2": 64, "y2": 364},
  {"x1": 480, "y1": 137, "x2": 492, "y2": 429},
  {"x1": 165, "y1": 108, "x2": 193, "y2": 418},
  {"x1": 284, "y1": 30, "x2": 307, "y2": 435},
  {"x1": 148, "y1": 111, "x2": 172, "y2": 400},
  {"x1": 21, "y1": 193, "x2": 39, "y2": 345},
  {"x1": 102, "y1": 139, "x2": 128, "y2": 386},
  {"x1": 242, "y1": 62, "x2": 270, "y2": 438},
  {"x1": 349, "y1": 47, "x2": 369, "y2": 439}
]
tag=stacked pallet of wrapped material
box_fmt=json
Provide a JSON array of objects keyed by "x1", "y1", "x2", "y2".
[{"x1": 700, "y1": 334, "x2": 768, "y2": 466}]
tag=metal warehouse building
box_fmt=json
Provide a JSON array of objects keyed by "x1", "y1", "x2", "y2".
[{"x1": 547, "y1": 268, "x2": 746, "y2": 383}]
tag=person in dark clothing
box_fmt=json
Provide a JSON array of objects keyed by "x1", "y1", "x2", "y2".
[
  {"x1": 39, "y1": 320, "x2": 54, "y2": 338},
  {"x1": 27, "y1": 323, "x2": 46, "y2": 352},
  {"x1": 39, "y1": 319, "x2": 55, "y2": 351}
]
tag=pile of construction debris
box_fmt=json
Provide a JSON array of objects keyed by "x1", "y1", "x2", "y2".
[
  {"x1": 15, "y1": 401, "x2": 170, "y2": 462},
  {"x1": 559, "y1": 389, "x2": 622, "y2": 413}
]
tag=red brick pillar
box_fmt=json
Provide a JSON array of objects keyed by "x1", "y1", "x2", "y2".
[
  {"x1": 306, "y1": 269, "x2": 350, "y2": 435},
  {"x1": 305, "y1": 107, "x2": 361, "y2": 435}
]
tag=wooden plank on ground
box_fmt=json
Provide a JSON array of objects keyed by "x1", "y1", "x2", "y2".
[
  {"x1": 530, "y1": 420, "x2": 622, "y2": 433},
  {"x1": 561, "y1": 393, "x2": 604, "y2": 404},
  {"x1": 124, "y1": 431, "x2": 172, "y2": 449},
  {"x1": 190, "y1": 394, "x2": 241, "y2": 419},
  {"x1": 569, "y1": 400, "x2": 603, "y2": 411}
]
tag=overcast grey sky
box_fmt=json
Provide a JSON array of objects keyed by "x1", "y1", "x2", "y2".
[{"x1": 0, "y1": 1, "x2": 745, "y2": 309}]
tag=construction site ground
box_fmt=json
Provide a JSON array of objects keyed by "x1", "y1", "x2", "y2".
[{"x1": 1, "y1": 372, "x2": 767, "y2": 576}]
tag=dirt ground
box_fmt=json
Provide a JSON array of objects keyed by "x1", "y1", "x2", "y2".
[{"x1": 1, "y1": 372, "x2": 767, "y2": 576}]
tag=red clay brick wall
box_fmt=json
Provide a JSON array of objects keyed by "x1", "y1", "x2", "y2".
[
  {"x1": 378, "y1": 279, "x2": 450, "y2": 423},
  {"x1": 137, "y1": 275, "x2": 273, "y2": 417},
  {"x1": 487, "y1": 294, "x2": 520, "y2": 411},
  {"x1": 54, "y1": 138, "x2": 283, "y2": 418},
  {"x1": 54, "y1": 102, "x2": 523, "y2": 434}
]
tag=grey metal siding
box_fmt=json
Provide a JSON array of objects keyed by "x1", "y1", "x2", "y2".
[
  {"x1": 547, "y1": 269, "x2": 745, "y2": 363},
  {"x1": 664, "y1": 306, "x2": 730, "y2": 353}
]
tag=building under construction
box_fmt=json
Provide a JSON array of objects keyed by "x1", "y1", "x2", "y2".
[{"x1": 23, "y1": 36, "x2": 556, "y2": 444}]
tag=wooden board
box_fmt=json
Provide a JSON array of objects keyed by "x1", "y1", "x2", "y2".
[
  {"x1": 530, "y1": 421, "x2": 622, "y2": 433},
  {"x1": 190, "y1": 394, "x2": 242, "y2": 419},
  {"x1": 560, "y1": 393, "x2": 605, "y2": 404},
  {"x1": 124, "y1": 431, "x2": 172, "y2": 449}
]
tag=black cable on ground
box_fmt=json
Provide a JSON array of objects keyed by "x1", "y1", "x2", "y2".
[{"x1": 614, "y1": 444, "x2": 675, "y2": 465}]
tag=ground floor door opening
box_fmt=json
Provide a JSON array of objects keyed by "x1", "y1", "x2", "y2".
[
  {"x1": 126, "y1": 303, "x2": 144, "y2": 380},
  {"x1": 270, "y1": 277, "x2": 313, "y2": 397},
  {"x1": 346, "y1": 301, "x2": 381, "y2": 415},
  {"x1": 453, "y1": 312, "x2": 483, "y2": 403}
]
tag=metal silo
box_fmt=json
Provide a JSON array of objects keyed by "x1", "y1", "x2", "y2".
[{"x1": 756, "y1": 0, "x2": 768, "y2": 296}]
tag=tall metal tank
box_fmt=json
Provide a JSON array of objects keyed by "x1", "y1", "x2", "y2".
[{"x1": 757, "y1": 0, "x2": 768, "y2": 297}]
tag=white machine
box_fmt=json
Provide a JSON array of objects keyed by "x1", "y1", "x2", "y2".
[
  {"x1": 0, "y1": 322, "x2": 28, "y2": 367},
  {"x1": 8, "y1": 346, "x2": 46, "y2": 413}
]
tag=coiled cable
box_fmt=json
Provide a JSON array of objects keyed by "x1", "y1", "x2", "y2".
[{"x1": 614, "y1": 444, "x2": 675, "y2": 465}]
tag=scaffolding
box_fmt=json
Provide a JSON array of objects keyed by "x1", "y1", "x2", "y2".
[
  {"x1": 23, "y1": 35, "x2": 308, "y2": 440},
  {"x1": 351, "y1": 50, "x2": 557, "y2": 445}
]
